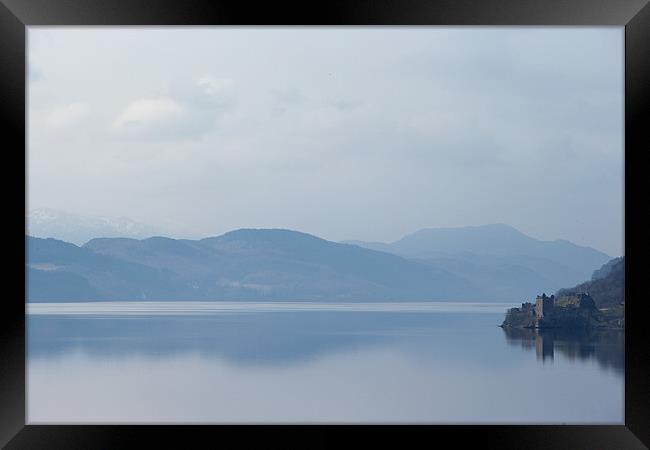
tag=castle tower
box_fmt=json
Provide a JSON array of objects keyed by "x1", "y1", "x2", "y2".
[{"x1": 534, "y1": 293, "x2": 555, "y2": 319}]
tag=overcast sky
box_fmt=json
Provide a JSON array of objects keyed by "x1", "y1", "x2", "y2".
[{"x1": 28, "y1": 27, "x2": 624, "y2": 255}]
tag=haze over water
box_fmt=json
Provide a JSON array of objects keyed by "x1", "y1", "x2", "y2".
[{"x1": 27, "y1": 302, "x2": 624, "y2": 423}]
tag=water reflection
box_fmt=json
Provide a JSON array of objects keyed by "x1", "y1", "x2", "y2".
[
  {"x1": 28, "y1": 311, "x2": 508, "y2": 365},
  {"x1": 502, "y1": 327, "x2": 624, "y2": 373},
  {"x1": 27, "y1": 306, "x2": 625, "y2": 423}
]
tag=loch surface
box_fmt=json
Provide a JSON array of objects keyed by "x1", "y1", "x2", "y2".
[{"x1": 27, "y1": 302, "x2": 624, "y2": 423}]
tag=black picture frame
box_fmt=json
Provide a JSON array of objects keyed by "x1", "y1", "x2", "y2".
[{"x1": 1, "y1": 0, "x2": 648, "y2": 448}]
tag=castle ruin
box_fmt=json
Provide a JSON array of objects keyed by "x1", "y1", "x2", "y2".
[
  {"x1": 502, "y1": 292, "x2": 602, "y2": 329},
  {"x1": 534, "y1": 293, "x2": 555, "y2": 319}
]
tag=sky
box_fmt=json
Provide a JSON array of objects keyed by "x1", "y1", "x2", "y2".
[{"x1": 27, "y1": 27, "x2": 624, "y2": 256}]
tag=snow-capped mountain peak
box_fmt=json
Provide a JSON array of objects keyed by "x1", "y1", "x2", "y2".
[{"x1": 27, "y1": 208, "x2": 168, "y2": 245}]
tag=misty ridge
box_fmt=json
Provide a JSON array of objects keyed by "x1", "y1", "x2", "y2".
[{"x1": 27, "y1": 221, "x2": 612, "y2": 303}]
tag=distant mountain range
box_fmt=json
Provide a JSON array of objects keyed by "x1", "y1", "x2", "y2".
[
  {"x1": 344, "y1": 224, "x2": 611, "y2": 301},
  {"x1": 26, "y1": 224, "x2": 613, "y2": 303},
  {"x1": 27, "y1": 208, "x2": 176, "y2": 246}
]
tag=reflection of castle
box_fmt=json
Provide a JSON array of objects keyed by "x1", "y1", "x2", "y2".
[
  {"x1": 534, "y1": 332, "x2": 554, "y2": 361},
  {"x1": 501, "y1": 326, "x2": 624, "y2": 373}
]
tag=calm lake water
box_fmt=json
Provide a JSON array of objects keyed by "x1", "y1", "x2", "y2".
[{"x1": 27, "y1": 302, "x2": 624, "y2": 424}]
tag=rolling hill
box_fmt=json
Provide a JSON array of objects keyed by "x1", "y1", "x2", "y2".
[
  {"x1": 27, "y1": 230, "x2": 478, "y2": 302},
  {"x1": 27, "y1": 225, "x2": 614, "y2": 303}
]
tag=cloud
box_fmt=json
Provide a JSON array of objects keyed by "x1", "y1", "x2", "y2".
[
  {"x1": 331, "y1": 98, "x2": 363, "y2": 111},
  {"x1": 110, "y1": 76, "x2": 236, "y2": 140},
  {"x1": 46, "y1": 102, "x2": 89, "y2": 130},
  {"x1": 186, "y1": 75, "x2": 236, "y2": 111},
  {"x1": 271, "y1": 87, "x2": 304, "y2": 106},
  {"x1": 113, "y1": 98, "x2": 187, "y2": 132},
  {"x1": 196, "y1": 75, "x2": 234, "y2": 97}
]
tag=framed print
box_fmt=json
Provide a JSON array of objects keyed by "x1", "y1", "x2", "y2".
[{"x1": 1, "y1": 0, "x2": 649, "y2": 448}]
